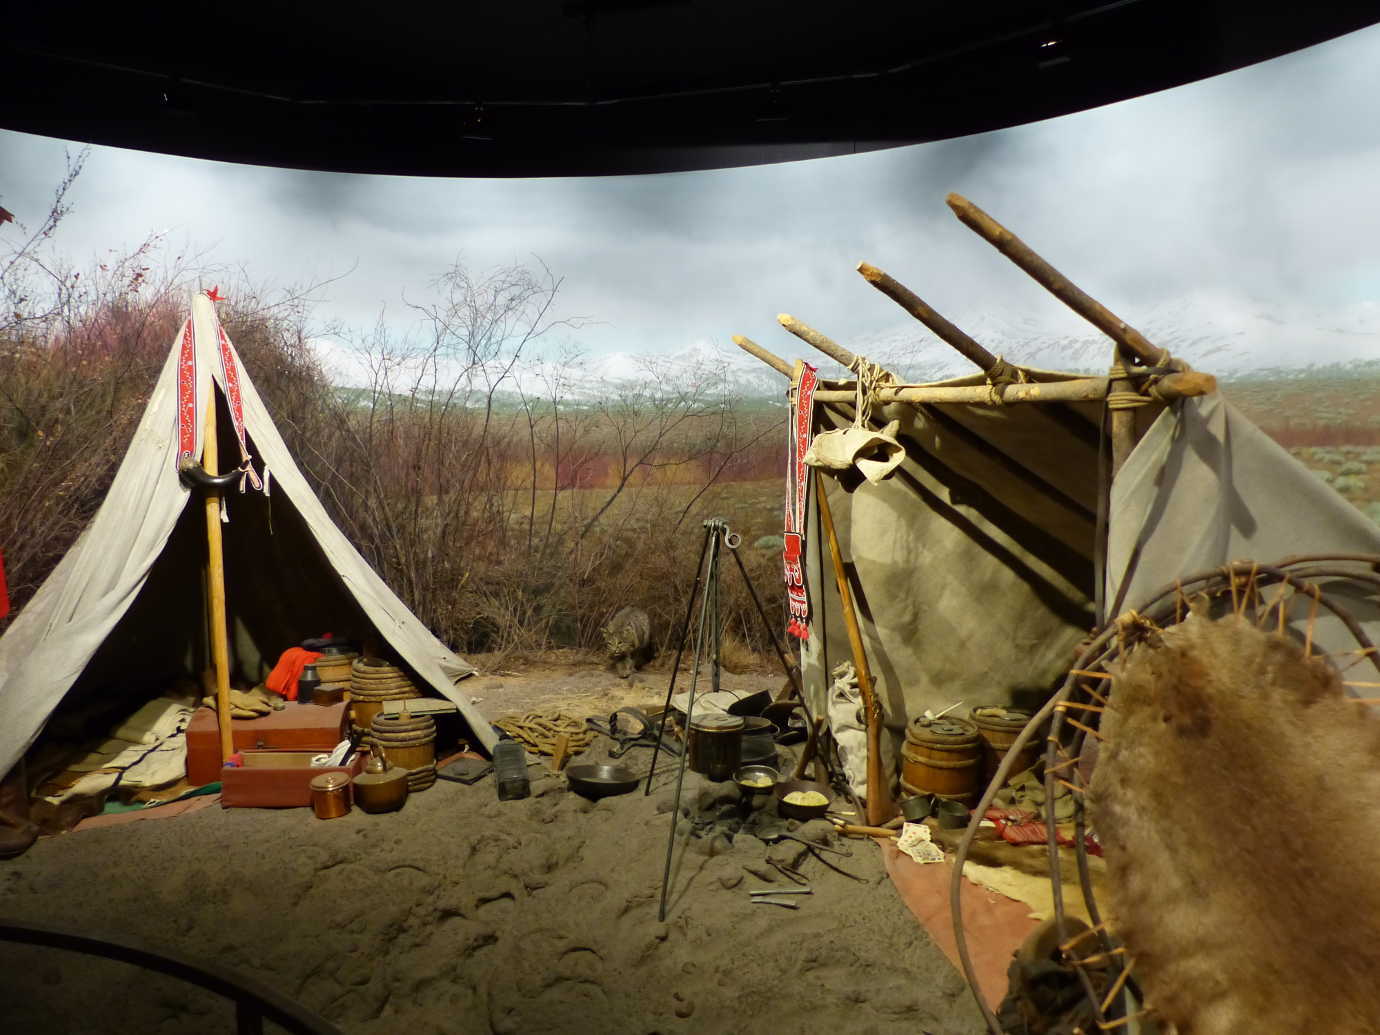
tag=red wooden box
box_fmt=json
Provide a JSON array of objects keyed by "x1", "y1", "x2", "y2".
[
  {"x1": 185, "y1": 703, "x2": 348, "y2": 786},
  {"x1": 220, "y1": 750, "x2": 367, "y2": 809}
]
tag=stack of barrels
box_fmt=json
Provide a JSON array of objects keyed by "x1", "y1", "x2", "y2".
[
  {"x1": 900, "y1": 706, "x2": 1041, "y2": 804},
  {"x1": 349, "y1": 658, "x2": 423, "y2": 737},
  {"x1": 371, "y1": 711, "x2": 437, "y2": 792}
]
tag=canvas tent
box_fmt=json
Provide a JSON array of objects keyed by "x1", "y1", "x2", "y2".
[
  {"x1": 735, "y1": 195, "x2": 1380, "y2": 792},
  {"x1": 0, "y1": 291, "x2": 495, "y2": 781}
]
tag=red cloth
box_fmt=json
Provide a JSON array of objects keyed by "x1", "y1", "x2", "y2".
[
  {"x1": 0, "y1": 549, "x2": 9, "y2": 621},
  {"x1": 265, "y1": 647, "x2": 322, "y2": 701}
]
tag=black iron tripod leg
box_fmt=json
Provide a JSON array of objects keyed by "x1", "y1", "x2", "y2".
[{"x1": 644, "y1": 523, "x2": 714, "y2": 794}]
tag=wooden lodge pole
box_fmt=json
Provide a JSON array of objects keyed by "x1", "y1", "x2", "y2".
[
  {"x1": 202, "y1": 392, "x2": 235, "y2": 762},
  {"x1": 945, "y1": 193, "x2": 1190, "y2": 373},
  {"x1": 733, "y1": 326, "x2": 1213, "y2": 407},
  {"x1": 1109, "y1": 346, "x2": 1139, "y2": 477},
  {"x1": 856, "y1": 262, "x2": 1002, "y2": 373},
  {"x1": 778, "y1": 313, "x2": 858, "y2": 370},
  {"x1": 732, "y1": 334, "x2": 794, "y2": 377},
  {"x1": 814, "y1": 475, "x2": 892, "y2": 826}
]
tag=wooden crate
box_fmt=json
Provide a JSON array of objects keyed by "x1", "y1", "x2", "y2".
[{"x1": 220, "y1": 749, "x2": 366, "y2": 809}]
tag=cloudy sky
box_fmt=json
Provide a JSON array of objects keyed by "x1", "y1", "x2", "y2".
[{"x1": 4, "y1": 21, "x2": 1380, "y2": 380}]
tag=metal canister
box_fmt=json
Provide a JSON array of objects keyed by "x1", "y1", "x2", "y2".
[
  {"x1": 309, "y1": 771, "x2": 351, "y2": 819},
  {"x1": 687, "y1": 713, "x2": 744, "y2": 782}
]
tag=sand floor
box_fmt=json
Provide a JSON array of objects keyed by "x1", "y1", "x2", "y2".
[{"x1": 0, "y1": 664, "x2": 986, "y2": 1034}]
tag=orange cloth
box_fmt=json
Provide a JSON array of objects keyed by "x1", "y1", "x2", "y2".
[{"x1": 265, "y1": 647, "x2": 322, "y2": 702}]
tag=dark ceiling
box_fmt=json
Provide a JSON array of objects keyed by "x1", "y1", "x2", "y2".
[{"x1": 4, "y1": 2, "x2": 1377, "y2": 177}]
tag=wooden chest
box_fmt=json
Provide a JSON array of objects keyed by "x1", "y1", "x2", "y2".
[
  {"x1": 185, "y1": 703, "x2": 349, "y2": 786},
  {"x1": 220, "y1": 749, "x2": 366, "y2": 809}
]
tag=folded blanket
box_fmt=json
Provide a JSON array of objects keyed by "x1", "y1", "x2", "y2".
[{"x1": 109, "y1": 697, "x2": 193, "y2": 745}]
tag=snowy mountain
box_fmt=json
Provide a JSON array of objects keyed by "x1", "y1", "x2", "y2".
[{"x1": 311, "y1": 294, "x2": 1380, "y2": 403}]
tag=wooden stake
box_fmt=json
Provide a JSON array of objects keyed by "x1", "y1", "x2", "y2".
[
  {"x1": 815, "y1": 475, "x2": 892, "y2": 825},
  {"x1": 202, "y1": 389, "x2": 235, "y2": 763}
]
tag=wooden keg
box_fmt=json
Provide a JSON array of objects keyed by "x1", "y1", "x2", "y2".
[
  {"x1": 371, "y1": 712, "x2": 436, "y2": 770},
  {"x1": 372, "y1": 712, "x2": 437, "y2": 792},
  {"x1": 901, "y1": 716, "x2": 982, "y2": 803},
  {"x1": 971, "y1": 706, "x2": 1040, "y2": 787}
]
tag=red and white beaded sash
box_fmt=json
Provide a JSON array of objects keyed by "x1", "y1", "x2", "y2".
[{"x1": 783, "y1": 362, "x2": 818, "y2": 640}]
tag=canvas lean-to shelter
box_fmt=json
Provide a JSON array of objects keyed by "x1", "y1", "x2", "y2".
[
  {"x1": 735, "y1": 193, "x2": 1380, "y2": 805},
  {"x1": 0, "y1": 290, "x2": 495, "y2": 781}
]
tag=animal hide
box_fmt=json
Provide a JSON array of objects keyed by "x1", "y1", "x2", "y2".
[{"x1": 1091, "y1": 610, "x2": 1380, "y2": 1034}]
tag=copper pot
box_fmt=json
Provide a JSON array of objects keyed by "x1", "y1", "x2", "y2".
[
  {"x1": 309, "y1": 772, "x2": 351, "y2": 819},
  {"x1": 351, "y1": 753, "x2": 409, "y2": 813}
]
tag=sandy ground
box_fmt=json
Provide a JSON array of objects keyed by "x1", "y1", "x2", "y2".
[{"x1": 0, "y1": 660, "x2": 985, "y2": 1034}]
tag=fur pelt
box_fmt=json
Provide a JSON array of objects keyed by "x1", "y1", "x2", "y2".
[{"x1": 1090, "y1": 610, "x2": 1380, "y2": 1034}]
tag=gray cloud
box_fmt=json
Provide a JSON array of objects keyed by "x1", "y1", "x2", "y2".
[{"x1": 2, "y1": 22, "x2": 1380, "y2": 375}]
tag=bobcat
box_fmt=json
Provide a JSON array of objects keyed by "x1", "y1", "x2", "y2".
[{"x1": 601, "y1": 606, "x2": 653, "y2": 678}]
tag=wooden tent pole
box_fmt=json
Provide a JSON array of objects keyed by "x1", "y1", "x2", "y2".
[
  {"x1": 811, "y1": 372, "x2": 1213, "y2": 405},
  {"x1": 946, "y1": 193, "x2": 1190, "y2": 373},
  {"x1": 732, "y1": 334, "x2": 794, "y2": 377},
  {"x1": 1109, "y1": 346, "x2": 1140, "y2": 477},
  {"x1": 778, "y1": 313, "x2": 859, "y2": 370},
  {"x1": 202, "y1": 391, "x2": 234, "y2": 762},
  {"x1": 814, "y1": 475, "x2": 892, "y2": 826},
  {"x1": 856, "y1": 262, "x2": 1002, "y2": 372}
]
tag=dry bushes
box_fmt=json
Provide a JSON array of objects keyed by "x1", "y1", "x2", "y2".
[{"x1": 0, "y1": 200, "x2": 789, "y2": 664}]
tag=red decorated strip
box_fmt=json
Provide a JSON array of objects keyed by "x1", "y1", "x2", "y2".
[
  {"x1": 215, "y1": 323, "x2": 262, "y2": 492},
  {"x1": 783, "y1": 363, "x2": 818, "y2": 641},
  {"x1": 175, "y1": 319, "x2": 197, "y2": 464}
]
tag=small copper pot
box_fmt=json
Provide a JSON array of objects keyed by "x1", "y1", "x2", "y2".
[{"x1": 309, "y1": 772, "x2": 351, "y2": 819}]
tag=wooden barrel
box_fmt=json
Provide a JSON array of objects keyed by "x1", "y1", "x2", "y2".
[
  {"x1": 971, "y1": 706, "x2": 1040, "y2": 787},
  {"x1": 371, "y1": 712, "x2": 437, "y2": 774},
  {"x1": 901, "y1": 716, "x2": 981, "y2": 803},
  {"x1": 350, "y1": 658, "x2": 422, "y2": 735}
]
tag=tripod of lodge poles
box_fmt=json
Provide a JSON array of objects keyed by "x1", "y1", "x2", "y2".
[{"x1": 644, "y1": 518, "x2": 838, "y2": 923}]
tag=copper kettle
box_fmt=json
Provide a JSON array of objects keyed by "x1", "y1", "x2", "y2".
[{"x1": 351, "y1": 749, "x2": 409, "y2": 813}]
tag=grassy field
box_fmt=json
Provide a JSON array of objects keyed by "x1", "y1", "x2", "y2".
[{"x1": 1222, "y1": 373, "x2": 1380, "y2": 523}]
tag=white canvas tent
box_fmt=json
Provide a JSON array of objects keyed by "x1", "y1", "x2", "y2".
[
  {"x1": 734, "y1": 194, "x2": 1380, "y2": 801},
  {"x1": 0, "y1": 292, "x2": 495, "y2": 780},
  {"x1": 796, "y1": 383, "x2": 1380, "y2": 783}
]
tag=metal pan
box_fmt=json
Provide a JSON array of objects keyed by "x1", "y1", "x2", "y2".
[{"x1": 565, "y1": 762, "x2": 640, "y2": 800}]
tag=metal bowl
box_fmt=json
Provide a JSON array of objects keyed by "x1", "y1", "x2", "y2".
[
  {"x1": 936, "y1": 798, "x2": 971, "y2": 829},
  {"x1": 775, "y1": 778, "x2": 832, "y2": 820},
  {"x1": 565, "y1": 762, "x2": 640, "y2": 800},
  {"x1": 733, "y1": 764, "x2": 780, "y2": 794}
]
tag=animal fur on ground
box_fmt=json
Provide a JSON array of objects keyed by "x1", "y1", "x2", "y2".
[
  {"x1": 601, "y1": 605, "x2": 653, "y2": 678},
  {"x1": 1091, "y1": 610, "x2": 1380, "y2": 1034}
]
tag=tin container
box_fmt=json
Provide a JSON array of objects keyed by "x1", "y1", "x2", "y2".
[
  {"x1": 309, "y1": 771, "x2": 351, "y2": 819},
  {"x1": 312, "y1": 683, "x2": 348, "y2": 706},
  {"x1": 687, "y1": 713, "x2": 744, "y2": 782}
]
